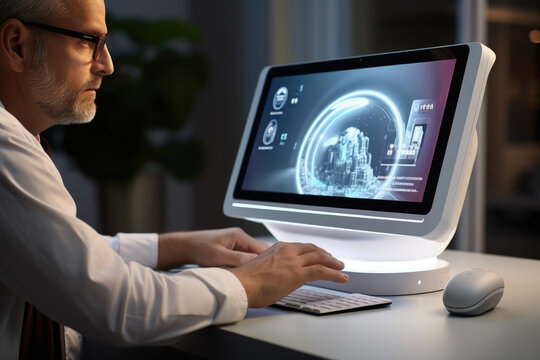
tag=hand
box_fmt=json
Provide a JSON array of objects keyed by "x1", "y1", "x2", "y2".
[
  {"x1": 157, "y1": 227, "x2": 268, "y2": 270},
  {"x1": 228, "y1": 241, "x2": 348, "y2": 308}
]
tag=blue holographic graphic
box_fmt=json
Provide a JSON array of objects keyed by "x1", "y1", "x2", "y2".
[{"x1": 296, "y1": 90, "x2": 404, "y2": 199}]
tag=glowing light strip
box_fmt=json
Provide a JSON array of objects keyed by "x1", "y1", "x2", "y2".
[{"x1": 232, "y1": 202, "x2": 424, "y2": 223}]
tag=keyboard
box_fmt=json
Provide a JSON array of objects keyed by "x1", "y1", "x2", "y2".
[{"x1": 274, "y1": 286, "x2": 392, "y2": 314}]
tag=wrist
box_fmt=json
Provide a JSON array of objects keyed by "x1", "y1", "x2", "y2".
[
  {"x1": 157, "y1": 232, "x2": 192, "y2": 270},
  {"x1": 227, "y1": 268, "x2": 255, "y2": 308}
]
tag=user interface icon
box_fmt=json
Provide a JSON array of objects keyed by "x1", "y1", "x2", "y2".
[
  {"x1": 263, "y1": 119, "x2": 278, "y2": 145},
  {"x1": 273, "y1": 87, "x2": 288, "y2": 110}
]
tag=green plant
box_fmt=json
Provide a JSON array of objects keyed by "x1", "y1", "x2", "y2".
[{"x1": 58, "y1": 16, "x2": 209, "y2": 184}]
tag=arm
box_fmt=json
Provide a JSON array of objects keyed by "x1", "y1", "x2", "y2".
[
  {"x1": 0, "y1": 115, "x2": 246, "y2": 346},
  {"x1": 104, "y1": 228, "x2": 345, "y2": 309},
  {"x1": 156, "y1": 228, "x2": 348, "y2": 308},
  {"x1": 115, "y1": 228, "x2": 347, "y2": 308},
  {"x1": 101, "y1": 228, "x2": 348, "y2": 307},
  {"x1": 100, "y1": 227, "x2": 267, "y2": 271},
  {"x1": 0, "y1": 111, "x2": 347, "y2": 348},
  {"x1": 156, "y1": 227, "x2": 268, "y2": 270}
]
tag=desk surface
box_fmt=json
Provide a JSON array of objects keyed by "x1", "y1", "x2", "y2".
[{"x1": 173, "y1": 249, "x2": 540, "y2": 360}]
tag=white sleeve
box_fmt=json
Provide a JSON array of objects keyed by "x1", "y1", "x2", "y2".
[
  {"x1": 100, "y1": 233, "x2": 158, "y2": 269},
  {"x1": 0, "y1": 113, "x2": 247, "y2": 346}
]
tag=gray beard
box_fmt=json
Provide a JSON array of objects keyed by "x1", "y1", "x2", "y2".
[{"x1": 27, "y1": 65, "x2": 97, "y2": 125}]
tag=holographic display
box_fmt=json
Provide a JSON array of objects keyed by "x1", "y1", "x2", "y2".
[{"x1": 240, "y1": 59, "x2": 456, "y2": 203}]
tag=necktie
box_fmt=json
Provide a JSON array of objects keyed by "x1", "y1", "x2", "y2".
[{"x1": 19, "y1": 136, "x2": 64, "y2": 360}]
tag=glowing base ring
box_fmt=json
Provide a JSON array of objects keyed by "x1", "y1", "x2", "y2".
[{"x1": 309, "y1": 258, "x2": 450, "y2": 296}]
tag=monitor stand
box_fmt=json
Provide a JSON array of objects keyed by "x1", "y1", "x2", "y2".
[{"x1": 263, "y1": 221, "x2": 452, "y2": 296}]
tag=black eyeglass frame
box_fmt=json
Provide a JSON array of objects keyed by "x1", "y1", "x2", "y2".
[{"x1": 24, "y1": 22, "x2": 107, "y2": 61}]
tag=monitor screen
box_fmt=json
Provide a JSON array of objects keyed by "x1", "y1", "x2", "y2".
[{"x1": 233, "y1": 46, "x2": 469, "y2": 215}]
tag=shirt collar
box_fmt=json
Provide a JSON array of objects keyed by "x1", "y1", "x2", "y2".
[{"x1": 0, "y1": 100, "x2": 41, "y2": 142}]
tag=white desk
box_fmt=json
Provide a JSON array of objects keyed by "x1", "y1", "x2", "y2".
[{"x1": 172, "y1": 249, "x2": 540, "y2": 360}]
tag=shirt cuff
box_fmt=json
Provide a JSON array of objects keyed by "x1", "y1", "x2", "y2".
[
  {"x1": 116, "y1": 232, "x2": 159, "y2": 269},
  {"x1": 181, "y1": 267, "x2": 248, "y2": 325}
]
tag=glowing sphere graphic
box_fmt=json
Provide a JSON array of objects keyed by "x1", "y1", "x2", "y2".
[{"x1": 296, "y1": 91, "x2": 403, "y2": 199}]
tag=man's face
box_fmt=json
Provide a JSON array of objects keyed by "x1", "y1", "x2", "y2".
[{"x1": 27, "y1": 0, "x2": 113, "y2": 125}]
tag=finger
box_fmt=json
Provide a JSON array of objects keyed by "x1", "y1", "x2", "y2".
[
  {"x1": 232, "y1": 234, "x2": 269, "y2": 254},
  {"x1": 299, "y1": 251, "x2": 345, "y2": 270},
  {"x1": 294, "y1": 242, "x2": 332, "y2": 257},
  {"x1": 218, "y1": 249, "x2": 258, "y2": 267},
  {"x1": 303, "y1": 265, "x2": 349, "y2": 284}
]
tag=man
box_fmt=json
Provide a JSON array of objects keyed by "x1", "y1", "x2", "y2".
[{"x1": 0, "y1": 0, "x2": 348, "y2": 359}]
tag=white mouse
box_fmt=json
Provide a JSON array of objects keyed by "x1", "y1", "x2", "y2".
[{"x1": 443, "y1": 268, "x2": 504, "y2": 316}]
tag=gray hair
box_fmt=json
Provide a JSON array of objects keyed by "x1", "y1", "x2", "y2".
[{"x1": 0, "y1": 0, "x2": 69, "y2": 66}]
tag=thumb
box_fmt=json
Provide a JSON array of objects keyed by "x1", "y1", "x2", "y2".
[{"x1": 219, "y1": 249, "x2": 258, "y2": 267}]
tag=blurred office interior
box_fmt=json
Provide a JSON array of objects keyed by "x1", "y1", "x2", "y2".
[{"x1": 53, "y1": 0, "x2": 539, "y2": 259}]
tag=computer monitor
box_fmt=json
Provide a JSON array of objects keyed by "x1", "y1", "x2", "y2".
[{"x1": 224, "y1": 43, "x2": 495, "y2": 295}]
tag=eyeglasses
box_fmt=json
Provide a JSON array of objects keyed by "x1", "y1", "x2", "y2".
[{"x1": 24, "y1": 22, "x2": 107, "y2": 61}]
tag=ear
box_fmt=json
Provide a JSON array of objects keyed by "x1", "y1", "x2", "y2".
[{"x1": 0, "y1": 19, "x2": 34, "y2": 73}]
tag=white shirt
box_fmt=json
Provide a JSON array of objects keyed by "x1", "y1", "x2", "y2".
[{"x1": 0, "y1": 103, "x2": 248, "y2": 359}]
